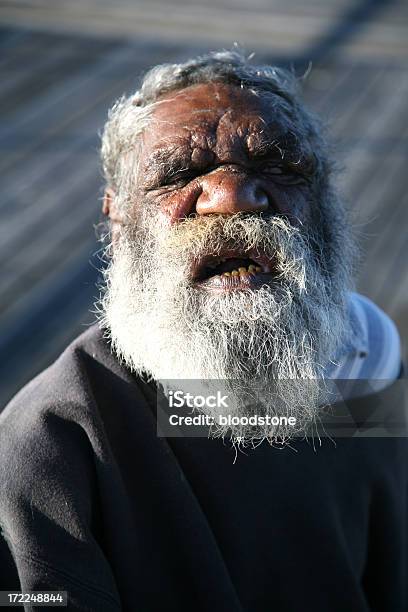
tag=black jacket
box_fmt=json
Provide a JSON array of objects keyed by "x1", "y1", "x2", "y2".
[{"x1": 0, "y1": 326, "x2": 407, "y2": 611}]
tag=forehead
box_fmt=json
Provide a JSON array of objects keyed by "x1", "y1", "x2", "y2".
[
  {"x1": 141, "y1": 82, "x2": 289, "y2": 158},
  {"x1": 151, "y1": 81, "x2": 273, "y2": 122}
]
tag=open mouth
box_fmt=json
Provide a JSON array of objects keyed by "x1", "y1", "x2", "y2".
[{"x1": 193, "y1": 249, "x2": 276, "y2": 291}]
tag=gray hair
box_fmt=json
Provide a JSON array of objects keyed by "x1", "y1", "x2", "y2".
[{"x1": 100, "y1": 49, "x2": 331, "y2": 194}]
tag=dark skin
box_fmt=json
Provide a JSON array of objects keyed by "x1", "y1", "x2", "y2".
[{"x1": 103, "y1": 82, "x2": 316, "y2": 231}]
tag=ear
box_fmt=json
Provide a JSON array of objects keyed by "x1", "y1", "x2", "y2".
[
  {"x1": 102, "y1": 187, "x2": 125, "y2": 246},
  {"x1": 102, "y1": 187, "x2": 120, "y2": 220}
]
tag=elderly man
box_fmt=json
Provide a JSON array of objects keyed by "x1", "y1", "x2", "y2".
[{"x1": 0, "y1": 51, "x2": 406, "y2": 611}]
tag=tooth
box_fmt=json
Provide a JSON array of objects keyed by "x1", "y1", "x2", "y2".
[
  {"x1": 255, "y1": 266, "x2": 262, "y2": 272},
  {"x1": 231, "y1": 270, "x2": 239, "y2": 277},
  {"x1": 248, "y1": 265, "x2": 256, "y2": 273},
  {"x1": 222, "y1": 272, "x2": 231, "y2": 277},
  {"x1": 238, "y1": 267, "x2": 247, "y2": 273}
]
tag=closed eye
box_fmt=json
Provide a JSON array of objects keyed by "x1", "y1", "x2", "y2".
[
  {"x1": 261, "y1": 157, "x2": 316, "y2": 184},
  {"x1": 160, "y1": 164, "x2": 218, "y2": 188},
  {"x1": 260, "y1": 163, "x2": 307, "y2": 185},
  {"x1": 147, "y1": 168, "x2": 197, "y2": 191},
  {"x1": 165, "y1": 168, "x2": 197, "y2": 185}
]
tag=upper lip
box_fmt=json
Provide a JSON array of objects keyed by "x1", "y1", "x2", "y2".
[{"x1": 191, "y1": 248, "x2": 275, "y2": 281}]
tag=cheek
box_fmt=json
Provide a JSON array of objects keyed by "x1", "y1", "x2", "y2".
[
  {"x1": 263, "y1": 183, "x2": 312, "y2": 226},
  {"x1": 157, "y1": 181, "x2": 203, "y2": 224}
]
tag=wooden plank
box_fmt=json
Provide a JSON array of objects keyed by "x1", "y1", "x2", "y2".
[
  {"x1": 0, "y1": 40, "x2": 106, "y2": 116},
  {"x1": 0, "y1": 2, "x2": 348, "y2": 52}
]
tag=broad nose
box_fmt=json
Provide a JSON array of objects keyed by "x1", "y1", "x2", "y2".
[{"x1": 195, "y1": 168, "x2": 269, "y2": 215}]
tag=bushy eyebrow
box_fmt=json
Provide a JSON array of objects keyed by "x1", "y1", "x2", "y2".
[
  {"x1": 142, "y1": 131, "x2": 311, "y2": 188},
  {"x1": 143, "y1": 146, "x2": 192, "y2": 186},
  {"x1": 247, "y1": 138, "x2": 286, "y2": 159}
]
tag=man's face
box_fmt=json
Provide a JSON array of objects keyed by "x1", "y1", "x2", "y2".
[
  {"x1": 101, "y1": 82, "x2": 353, "y2": 445},
  {"x1": 134, "y1": 82, "x2": 318, "y2": 293}
]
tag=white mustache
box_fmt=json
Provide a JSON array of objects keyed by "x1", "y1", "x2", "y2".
[{"x1": 134, "y1": 212, "x2": 312, "y2": 293}]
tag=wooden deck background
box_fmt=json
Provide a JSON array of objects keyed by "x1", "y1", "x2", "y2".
[{"x1": 0, "y1": 0, "x2": 407, "y2": 406}]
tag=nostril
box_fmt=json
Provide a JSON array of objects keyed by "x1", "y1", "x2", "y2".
[{"x1": 254, "y1": 187, "x2": 269, "y2": 208}]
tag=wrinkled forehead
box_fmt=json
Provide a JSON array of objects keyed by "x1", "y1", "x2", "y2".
[{"x1": 140, "y1": 82, "x2": 298, "y2": 161}]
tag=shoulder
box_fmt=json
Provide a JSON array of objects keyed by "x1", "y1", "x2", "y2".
[
  {"x1": 0, "y1": 324, "x2": 123, "y2": 428},
  {"x1": 327, "y1": 292, "x2": 402, "y2": 384},
  {"x1": 0, "y1": 324, "x2": 147, "y2": 508},
  {"x1": 0, "y1": 327, "x2": 122, "y2": 602},
  {"x1": 0, "y1": 326, "x2": 108, "y2": 524},
  {"x1": 0, "y1": 329, "x2": 103, "y2": 521},
  {"x1": 350, "y1": 293, "x2": 401, "y2": 376},
  {"x1": 0, "y1": 326, "x2": 146, "y2": 607}
]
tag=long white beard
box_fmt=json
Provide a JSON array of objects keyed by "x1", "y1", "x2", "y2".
[{"x1": 98, "y1": 210, "x2": 354, "y2": 445}]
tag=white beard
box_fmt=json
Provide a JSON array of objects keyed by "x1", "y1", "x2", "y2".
[{"x1": 98, "y1": 209, "x2": 354, "y2": 446}]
